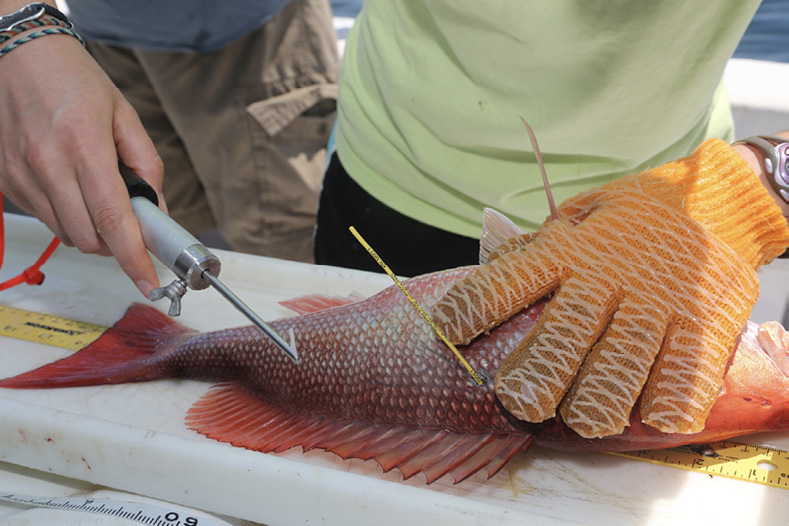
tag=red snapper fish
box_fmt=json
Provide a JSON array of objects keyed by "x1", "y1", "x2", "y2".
[{"x1": 1, "y1": 266, "x2": 788, "y2": 484}]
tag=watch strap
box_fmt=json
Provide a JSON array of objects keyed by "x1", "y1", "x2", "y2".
[
  {"x1": 0, "y1": 14, "x2": 68, "y2": 44},
  {"x1": 0, "y1": 3, "x2": 71, "y2": 31}
]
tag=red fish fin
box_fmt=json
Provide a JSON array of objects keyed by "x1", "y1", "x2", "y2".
[
  {"x1": 0, "y1": 303, "x2": 196, "y2": 389},
  {"x1": 186, "y1": 383, "x2": 534, "y2": 484},
  {"x1": 278, "y1": 292, "x2": 365, "y2": 315}
]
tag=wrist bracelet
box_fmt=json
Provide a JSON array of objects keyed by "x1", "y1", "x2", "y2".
[
  {"x1": 0, "y1": 14, "x2": 68, "y2": 44},
  {"x1": 0, "y1": 27, "x2": 85, "y2": 60}
]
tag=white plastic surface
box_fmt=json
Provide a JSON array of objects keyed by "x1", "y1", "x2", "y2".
[{"x1": 0, "y1": 214, "x2": 788, "y2": 526}]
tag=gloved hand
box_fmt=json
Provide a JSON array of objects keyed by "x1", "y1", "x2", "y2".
[{"x1": 434, "y1": 139, "x2": 789, "y2": 438}]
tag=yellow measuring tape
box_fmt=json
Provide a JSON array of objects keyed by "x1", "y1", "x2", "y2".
[
  {"x1": 1, "y1": 302, "x2": 787, "y2": 489},
  {"x1": 609, "y1": 441, "x2": 789, "y2": 490},
  {"x1": 348, "y1": 226, "x2": 485, "y2": 386},
  {"x1": 0, "y1": 304, "x2": 106, "y2": 351}
]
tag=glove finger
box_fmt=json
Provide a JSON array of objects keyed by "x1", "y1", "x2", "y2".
[
  {"x1": 639, "y1": 249, "x2": 760, "y2": 434},
  {"x1": 494, "y1": 274, "x2": 618, "y2": 423},
  {"x1": 433, "y1": 244, "x2": 561, "y2": 345},
  {"x1": 639, "y1": 322, "x2": 742, "y2": 434},
  {"x1": 487, "y1": 233, "x2": 539, "y2": 262},
  {"x1": 558, "y1": 297, "x2": 670, "y2": 438}
]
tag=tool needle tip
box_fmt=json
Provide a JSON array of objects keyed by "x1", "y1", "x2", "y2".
[{"x1": 203, "y1": 271, "x2": 299, "y2": 363}]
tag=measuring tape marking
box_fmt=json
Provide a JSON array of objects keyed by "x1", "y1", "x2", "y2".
[
  {"x1": 608, "y1": 440, "x2": 789, "y2": 489},
  {"x1": 0, "y1": 493, "x2": 232, "y2": 525},
  {"x1": 347, "y1": 226, "x2": 485, "y2": 386},
  {"x1": 0, "y1": 304, "x2": 106, "y2": 351}
]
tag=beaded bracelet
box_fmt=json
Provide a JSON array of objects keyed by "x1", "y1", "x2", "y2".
[
  {"x1": 0, "y1": 27, "x2": 85, "y2": 59},
  {"x1": 0, "y1": 14, "x2": 68, "y2": 44}
]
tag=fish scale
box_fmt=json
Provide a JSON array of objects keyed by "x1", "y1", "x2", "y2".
[{"x1": 229, "y1": 273, "x2": 513, "y2": 430}]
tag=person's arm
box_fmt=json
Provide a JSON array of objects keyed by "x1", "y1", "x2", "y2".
[{"x1": 0, "y1": 1, "x2": 163, "y2": 296}]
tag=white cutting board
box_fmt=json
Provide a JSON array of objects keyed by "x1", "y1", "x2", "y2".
[{"x1": 0, "y1": 213, "x2": 787, "y2": 526}]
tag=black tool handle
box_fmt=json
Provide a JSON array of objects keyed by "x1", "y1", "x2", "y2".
[{"x1": 118, "y1": 161, "x2": 159, "y2": 206}]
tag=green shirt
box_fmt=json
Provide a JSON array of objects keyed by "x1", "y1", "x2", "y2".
[{"x1": 335, "y1": 0, "x2": 759, "y2": 237}]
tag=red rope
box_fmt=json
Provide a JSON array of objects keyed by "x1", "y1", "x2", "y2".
[{"x1": 0, "y1": 192, "x2": 61, "y2": 291}]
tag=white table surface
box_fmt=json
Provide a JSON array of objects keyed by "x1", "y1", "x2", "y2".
[{"x1": 0, "y1": 213, "x2": 787, "y2": 526}]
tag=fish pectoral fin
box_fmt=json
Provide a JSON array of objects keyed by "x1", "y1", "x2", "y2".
[{"x1": 185, "y1": 383, "x2": 534, "y2": 484}]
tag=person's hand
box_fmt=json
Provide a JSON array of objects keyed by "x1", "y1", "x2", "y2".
[
  {"x1": 0, "y1": 27, "x2": 164, "y2": 296},
  {"x1": 433, "y1": 139, "x2": 789, "y2": 439}
]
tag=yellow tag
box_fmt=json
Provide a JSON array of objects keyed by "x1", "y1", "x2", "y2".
[
  {"x1": 0, "y1": 304, "x2": 106, "y2": 351},
  {"x1": 348, "y1": 227, "x2": 485, "y2": 386}
]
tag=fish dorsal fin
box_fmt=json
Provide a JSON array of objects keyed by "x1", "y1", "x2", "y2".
[
  {"x1": 186, "y1": 383, "x2": 534, "y2": 484},
  {"x1": 278, "y1": 292, "x2": 366, "y2": 315},
  {"x1": 479, "y1": 208, "x2": 526, "y2": 264}
]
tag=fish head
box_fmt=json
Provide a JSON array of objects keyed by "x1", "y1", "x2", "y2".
[
  {"x1": 703, "y1": 320, "x2": 789, "y2": 435},
  {"x1": 533, "y1": 320, "x2": 789, "y2": 452}
]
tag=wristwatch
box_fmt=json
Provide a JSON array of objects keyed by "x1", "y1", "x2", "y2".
[
  {"x1": 734, "y1": 135, "x2": 789, "y2": 203},
  {"x1": 0, "y1": 3, "x2": 72, "y2": 33}
]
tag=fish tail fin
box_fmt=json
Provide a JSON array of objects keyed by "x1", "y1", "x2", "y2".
[{"x1": 0, "y1": 303, "x2": 195, "y2": 389}]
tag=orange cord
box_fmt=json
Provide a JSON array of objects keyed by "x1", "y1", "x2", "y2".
[{"x1": 0, "y1": 193, "x2": 60, "y2": 291}]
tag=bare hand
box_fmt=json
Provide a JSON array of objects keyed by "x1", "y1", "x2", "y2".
[{"x1": 0, "y1": 32, "x2": 164, "y2": 296}]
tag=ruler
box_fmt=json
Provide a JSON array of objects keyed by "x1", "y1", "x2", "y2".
[
  {"x1": 608, "y1": 441, "x2": 789, "y2": 489},
  {"x1": 2, "y1": 304, "x2": 788, "y2": 490},
  {"x1": 0, "y1": 304, "x2": 106, "y2": 351},
  {"x1": 0, "y1": 493, "x2": 232, "y2": 525}
]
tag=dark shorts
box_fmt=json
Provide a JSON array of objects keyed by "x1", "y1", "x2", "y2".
[{"x1": 314, "y1": 153, "x2": 480, "y2": 276}]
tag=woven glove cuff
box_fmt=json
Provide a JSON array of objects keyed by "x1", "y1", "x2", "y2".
[{"x1": 563, "y1": 139, "x2": 789, "y2": 269}]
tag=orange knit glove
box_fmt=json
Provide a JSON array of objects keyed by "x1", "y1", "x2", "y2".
[{"x1": 434, "y1": 139, "x2": 789, "y2": 438}]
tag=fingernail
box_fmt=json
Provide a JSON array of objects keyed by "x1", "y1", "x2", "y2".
[{"x1": 136, "y1": 280, "x2": 155, "y2": 298}]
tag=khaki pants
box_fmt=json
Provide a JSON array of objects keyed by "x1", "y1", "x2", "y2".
[{"x1": 87, "y1": 0, "x2": 339, "y2": 262}]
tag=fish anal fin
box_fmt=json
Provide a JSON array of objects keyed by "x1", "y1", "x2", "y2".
[
  {"x1": 451, "y1": 434, "x2": 535, "y2": 483},
  {"x1": 399, "y1": 432, "x2": 491, "y2": 482},
  {"x1": 373, "y1": 430, "x2": 446, "y2": 474},
  {"x1": 186, "y1": 383, "x2": 534, "y2": 484}
]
